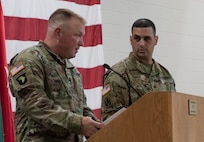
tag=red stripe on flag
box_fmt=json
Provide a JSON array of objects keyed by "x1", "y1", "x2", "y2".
[
  {"x1": 63, "y1": 0, "x2": 100, "y2": 5},
  {"x1": 4, "y1": 16, "x2": 102, "y2": 46},
  {"x1": 92, "y1": 108, "x2": 101, "y2": 120},
  {"x1": 77, "y1": 65, "x2": 105, "y2": 89},
  {"x1": 84, "y1": 25, "x2": 102, "y2": 46},
  {"x1": 0, "y1": 2, "x2": 15, "y2": 142},
  {"x1": 4, "y1": 16, "x2": 47, "y2": 41}
]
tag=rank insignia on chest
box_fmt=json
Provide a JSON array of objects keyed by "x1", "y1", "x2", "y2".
[
  {"x1": 140, "y1": 75, "x2": 146, "y2": 80},
  {"x1": 68, "y1": 77, "x2": 72, "y2": 84}
]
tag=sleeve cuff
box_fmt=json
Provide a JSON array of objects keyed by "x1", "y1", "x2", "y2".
[{"x1": 69, "y1": 114, "x2": 83, "y2": 134}]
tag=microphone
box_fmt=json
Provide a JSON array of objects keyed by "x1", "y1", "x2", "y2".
[
  {"x1": 103, "y1": 63, "x2": 142, "y2": 105},
  {"x1": 103, "y1": 63, "x2": 112, "y2": 70}
]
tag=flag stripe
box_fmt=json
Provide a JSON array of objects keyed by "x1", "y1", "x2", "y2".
[
  {"x1": 71, "y1": 45, "x2": 104, "y2": 68},
  {"x1": 2, "y1": 0, "x2": 102, "y2": 26},
  {"x1": 93, "y1": 109, "x2": 101, "y2": 120},
  {"x1": 63, "y1": 0, "x2": 100, "y2": 5},
  {"x1": 78, "y1": 66, "x2": 105, "y2": 89},
  {"x1": 85, "y1": 87, "x2": 102, "y2": 109},
  {"x1": 84, "y1": 25, "x2": 102, "y2": 47},
  {"x1": 5, "y1": 16, "x2": 102, "y2": 46},
  {"x1": 6, "y1": 40, "x2": 104, "y2": 68},
  {"x1": 5, "y1": 16, "x2": 47, "y2": 41}
]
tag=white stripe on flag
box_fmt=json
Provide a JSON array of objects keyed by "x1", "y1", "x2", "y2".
[
  {"x1": 6, "y1": 40, "x2": 104, "y2": 68},
  {"x1": 84, "y1": 87, "x2": 102, "y2": 110},
  {"x1": 2, "y1": 0, "x2": 102, "y2": 26}
]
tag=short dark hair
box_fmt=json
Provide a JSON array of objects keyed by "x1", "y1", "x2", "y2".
[{"x1": 131, "y1": 18, "x2": 156, "y2": 35}]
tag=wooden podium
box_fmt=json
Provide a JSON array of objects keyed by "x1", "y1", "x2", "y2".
[{"x1": 86, "y1": 92, "x2": 204, "y2": 142}]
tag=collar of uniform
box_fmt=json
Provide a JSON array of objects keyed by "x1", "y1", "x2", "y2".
[
  {"x1": 128, "y1": 52, "x2": 162, "y2": 75},
  {"x1": 38, "y1": 41, "x2": 68, "y2": 65},
  {"x1": 65, "y1": 59, "x2": 75, "y2": 69},
  {"x1": 129, "y1": 52, "x2": 154, "y2": 65},
  {"x1": 39, "y1": 41, "x2": 75, "y2": 69}
]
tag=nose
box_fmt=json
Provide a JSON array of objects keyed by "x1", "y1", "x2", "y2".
[
  {"x1": 139, "y1": 38, "x2": 145, "y2": 46},
  {"x1": 79, "y1": 37, "x2": 84, "y2": 46}
]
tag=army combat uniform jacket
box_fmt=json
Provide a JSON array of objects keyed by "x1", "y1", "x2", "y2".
[
  {"x1": 102, "y1": 52, "x2": 176, "y2": 120},
  {"x1": 8, "y1": 42, "x2": 97, "y2": 142}
]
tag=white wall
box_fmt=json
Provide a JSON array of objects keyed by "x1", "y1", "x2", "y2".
[{"x1": 101, "y1": 0, "x2": 204, "y2": 97}]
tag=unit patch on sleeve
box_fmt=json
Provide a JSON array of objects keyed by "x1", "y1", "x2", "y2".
[
  {"x1": 16, "y1": 73, "x2": 27, "y2": 85},
  {"x1": 104, "y1": 96, "x2": 112, "y2": 107},
  {"x1": 10, "y1": 62, "x2": 25, "y2": 76}
]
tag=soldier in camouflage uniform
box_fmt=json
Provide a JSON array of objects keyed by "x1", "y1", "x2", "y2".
[
  {"x1": 8, "y1": 8, "x2": 103, "y2": 142},
  {"x1": 102, "y1": 18, "x2": 176, "y2": 120}
]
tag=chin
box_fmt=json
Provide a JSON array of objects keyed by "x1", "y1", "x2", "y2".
[{"x1": 70, "y1": 55, "x2": 76, "y2": 59}]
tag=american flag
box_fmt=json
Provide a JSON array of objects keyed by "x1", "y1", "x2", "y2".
[{"x1": 1, "y1": 0, "x2": 104, "y2": 141}]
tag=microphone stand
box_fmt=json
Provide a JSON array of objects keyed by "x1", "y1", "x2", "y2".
[{"x1": 103, "y1": 64, "x2": 142, "y2": 106}]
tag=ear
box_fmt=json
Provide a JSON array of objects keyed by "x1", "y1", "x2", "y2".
[
  {"x1": 54, "y1": 28, "x2": 61, "y2": 39},
  {"x1": 154, "y1": 35, "x2": 158, "y2": 45},
  {"x1": 130, "y1": 35, "x2": 133, "y2": 45}
]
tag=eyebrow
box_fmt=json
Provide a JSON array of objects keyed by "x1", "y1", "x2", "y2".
[{"x1": 133, "y1": 34, "x2": 152, "y2": 38}]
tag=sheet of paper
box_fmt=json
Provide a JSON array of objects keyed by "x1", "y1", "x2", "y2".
[{"x1": 103, "y1": 107, "x2": 126, "y2": 125}]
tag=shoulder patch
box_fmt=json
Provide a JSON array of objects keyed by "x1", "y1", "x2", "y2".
[
  {"x1": 102, "y1": 84, "x2": 111, "y2": 96},
  {"x1": 10, "y1": 62, "x2": 25, "y2": 76},
  {"x1": 16, "y1": 73, "x2": 27, "y2": 85}
]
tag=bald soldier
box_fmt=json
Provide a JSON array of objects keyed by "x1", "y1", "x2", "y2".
[
  {"x1": 8, "y1": 8, "x2": 103, "y2": 142},
  {"x1": 101, "y1": 18, "x2": 176, "y2": 120}
]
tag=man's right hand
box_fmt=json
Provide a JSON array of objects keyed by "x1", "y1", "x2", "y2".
[{"x1": 81, "y1": 116, "x2": 104, "y2": 137}]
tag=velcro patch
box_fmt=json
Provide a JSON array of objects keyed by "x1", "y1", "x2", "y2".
[
  {"x1": 16, "y1": 73, "x2": 27, "y2": 85},
  {"x1": 10, "y1": 62, "x2": 25, "y2": 76},
  {"x1": 102, "y1": 84, "x2": 111, "y2": 96}
]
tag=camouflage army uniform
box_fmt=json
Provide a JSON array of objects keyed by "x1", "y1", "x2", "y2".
[
  {"x1": 8, "y1": 41, "x2": 98, "y2": 142},
  {"x1": 102, "y1": 52, "x2": 176, "y2": 120}
]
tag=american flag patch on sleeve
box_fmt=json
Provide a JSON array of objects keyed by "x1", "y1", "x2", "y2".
[
  {"x1": 102, "y1": 84, "x2": 111, "y2": 96},
  {"x1": 10, "y1": 62, "x2": 25, "y2": 76}
]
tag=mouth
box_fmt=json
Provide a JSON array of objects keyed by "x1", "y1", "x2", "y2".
[
  {"x1": 75, "y1": 48, "x2": 79, "y2": 53},
  {"x1": 138, "y1": 50, "x2": 145, "y2": 53}
]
